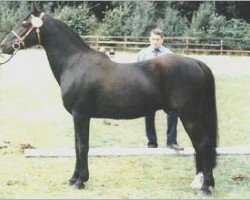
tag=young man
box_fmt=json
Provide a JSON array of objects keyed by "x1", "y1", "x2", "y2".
[{"x1": 137, "y1": 28, "x2": 183, "y2": 151}]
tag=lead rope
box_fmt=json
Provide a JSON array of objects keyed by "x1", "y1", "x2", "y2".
[{"x1": 0, "y1": 48, "x2": 19, "y2": 65}]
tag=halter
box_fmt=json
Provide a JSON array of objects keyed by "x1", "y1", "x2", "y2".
[{"x1": 11, "y1": 12, "x2": 45, "y2": 51}]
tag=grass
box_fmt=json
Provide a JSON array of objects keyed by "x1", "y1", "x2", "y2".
[
  {"x1": 0, "y1": 50, "x2": 250, "y2": 198},
  {"x1": 0, "y1": 154, "x2": 249, "y2": 199}
]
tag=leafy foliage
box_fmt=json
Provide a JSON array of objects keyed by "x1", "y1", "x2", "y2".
[
  {"x1": 0, "y1": 1, "x2": 249, "y2": 51},
  {"x1": 222, "y1": 19, "x2": 250, "y2": 50},
  {"x1": 122, "y1": 1, "x2": 156, "y2": 37},
  {"x1": 157, "y1": 5, "x2": 188, "y2": 37},
  {"x1": 98, "y1": 3, "x2": 131, "y2": 36},
  {"x1": 53, "y1": 3, "x2": 98, "y2": 35},
  {"x1": 223, "y1": 19, "x2": 250, "y2": 38},
  {"x1": 208, "y1": 14, "x2": 227, "y2": 38},
  {"x1": 188, "y1": 2, "x2": 215, "y2": 37}
]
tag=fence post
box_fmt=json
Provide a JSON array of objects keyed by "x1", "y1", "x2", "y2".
[
  {"x1": 186, "y1": 38, "x2": 189, "y2": 55},
  {"x1": 124, "y1": 36, "x2": 127, "y2": 52},
  {"x1": 220, "y1": 39, "x2": 223, "y2": 55},
  {"x1": 96, "y1": 36, "x2": 99, "y2": 50}
]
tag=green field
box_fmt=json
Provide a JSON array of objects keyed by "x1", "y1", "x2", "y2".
[{"x1": 0, "y1": 50, "x2": 250, "y2": 198}]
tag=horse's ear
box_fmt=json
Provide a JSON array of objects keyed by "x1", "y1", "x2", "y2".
[{"x1": 30, "y1": 2, "x2": 41, "y2": 17}]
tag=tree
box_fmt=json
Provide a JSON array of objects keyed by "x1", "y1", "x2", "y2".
[
  {"x1": 99, "y1": 1, "x2": 156, "y2": 37},
  {"x1": 98, "y1": 3, "x2": 131, "y2": 36},
  {"x1": 188, "y1": 2, "x2": 215, "y2": 37},
  {"x1": 215, "y1": 1, "x2": 250, "y2": 23},
  {"x1": 53, "y1": 3, "x2": 99, "y2": 35},
  {"x1": 170, "y1": 1, "x2": 201, "y2": 22},
  {"x1": 157, "y1": 5, "x2": 188, "y2": 37},
  {"x1": 123, "y1": 1, "x2": 156, "y2": 37},
  {"x1": 208, "y1": 14, "x2": 227, "y2": 38}
]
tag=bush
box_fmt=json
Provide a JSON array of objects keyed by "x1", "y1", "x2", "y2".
[
  {"x1": 157, "y1": 6, "x2": 188, "y2": 37},
  {"x1": 98, "y1": 3, "x2": 131, "y2": 36},
  {"x1": 98, "y1": 1, "x2": 157, "y2": 37},
  {"x1": 223, "y1": 18, "x2": 250, "y2": 38},
  {"x1": 222, "y1": 19, "x2": 250, "y2": 50},
  {"x1": 123, "y1": 1, "x2": 156, "y2": 37},
  {"x1": 208, "y1": 14, "x2": 227, "y2": 38},
  {"x1": 188, "y1": 2, "x2": 215, "y2": 37},
  {"x1": 53, "y1": 3, "x2": 99, "y2": 36}
]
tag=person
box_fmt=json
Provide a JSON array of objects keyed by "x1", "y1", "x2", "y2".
[{"x1": 137, "y1": 28, "x2": 183, "y2": 151}]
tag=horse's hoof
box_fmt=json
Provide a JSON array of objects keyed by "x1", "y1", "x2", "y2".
[
  {"x1": 200, "y1": 187, "x2": 212, "y2": 196},
  {"x1": 72, "y1": 180, "x2": 85, "y2": 190},
  {"x1": 69, "y1": 177, "x2": 78, "y2": 186}
]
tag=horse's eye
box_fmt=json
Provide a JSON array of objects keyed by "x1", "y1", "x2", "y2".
[{"x1": 22, "y1": 21, "x2": 29, "y2": 27}]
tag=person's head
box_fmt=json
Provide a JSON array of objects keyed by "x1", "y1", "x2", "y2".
[{"x1": 149, "y1": 28, "x2": 164, "y2": 50}]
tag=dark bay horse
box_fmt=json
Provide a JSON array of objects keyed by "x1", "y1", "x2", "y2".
[{"x1": 0, "y1": 8, "x2": 218, "y2": 195}]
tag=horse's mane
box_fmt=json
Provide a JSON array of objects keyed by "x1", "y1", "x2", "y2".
[{"x1": 48, "y1": 15, "x2": 91, "y2": 50}]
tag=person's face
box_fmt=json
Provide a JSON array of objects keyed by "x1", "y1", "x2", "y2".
[{"x1": 149, "y1": 33, "x2": 163, "y2": 49}]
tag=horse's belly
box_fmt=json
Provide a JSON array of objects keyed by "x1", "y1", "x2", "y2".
[{"x1": 93, "y1": 97, "x2": 163, "y2": 119}]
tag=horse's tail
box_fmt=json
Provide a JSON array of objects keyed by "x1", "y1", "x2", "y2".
[{"x1": 198, "y1": 61, "x2": 218, "y2": 167}]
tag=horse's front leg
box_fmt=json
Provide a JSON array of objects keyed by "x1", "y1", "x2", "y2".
[
  {"x1": 69, "y1": 111, "x2": 90, "y2": 189},
  {"x1": 69, "y1": 134, "x2": 80, "y2": 185}
]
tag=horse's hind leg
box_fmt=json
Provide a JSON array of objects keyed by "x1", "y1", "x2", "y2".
[
  {"x1": 190, "y1": 149, "x2": 203, "y2": 189},
  {"x1": 69, "y1": 112, "x2": 90, "y2": 189},
  {"x1": 200, "y1": 145, "x2": 216, "y2": 195},
  {"x1": 180, "y1": 115, "x2": 216, "y2": 195}
]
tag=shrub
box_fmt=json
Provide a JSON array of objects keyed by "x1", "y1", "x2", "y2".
[
  {"x1": 188, "y1": 2, "x2": 215, "y2": 37},
  {"x1": 208, "y1": 14, "x2": 227, "y2": 38},
  {"x1": 157, "y1": 6, "x2": 188, "y2": 37},
  {"x1": 223, "y1": 19, "x2": 250, "y2": 50},
  {"x1": 53, "y1": 3, "x2": 99, "y2": 36},
  {"x1": 98, "y1": 3, "x2": 131, "y2": 36},
  {"x1": 123, "y1": 1, "x2": 156, "y2": 37}
]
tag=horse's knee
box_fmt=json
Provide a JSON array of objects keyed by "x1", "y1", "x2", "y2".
[{"x1": 77, "y1": 141, "x2": 89, "y2": 153}]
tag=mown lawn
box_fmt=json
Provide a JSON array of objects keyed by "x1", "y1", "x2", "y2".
[
  {"x1": 0, "y1": 154, "x2": 249, "y2": 199},
  {"x1": 0, "y1": 50, "x2": 250, "y2": 198}
]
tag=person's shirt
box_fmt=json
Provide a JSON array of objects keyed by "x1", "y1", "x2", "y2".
[{"x1": 137, "y1": 45, "x2": 173, "y2": 62}]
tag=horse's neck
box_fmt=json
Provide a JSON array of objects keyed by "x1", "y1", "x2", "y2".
[{"x1": 41, "y1": 17, "x2": 90, "y2": 84}]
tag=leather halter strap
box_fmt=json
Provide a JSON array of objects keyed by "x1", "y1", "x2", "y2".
[{"x1": 11, "y1": 12, "x2": 45, "y2": 50}]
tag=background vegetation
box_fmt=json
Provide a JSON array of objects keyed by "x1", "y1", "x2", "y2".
[{"x1": 0, "y1": 1, "x2": 250, "y2": 50}]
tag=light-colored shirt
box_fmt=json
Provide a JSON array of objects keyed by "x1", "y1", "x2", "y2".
[{"x1": 137, "y1": 45, "x2": 173, "y2": 62}]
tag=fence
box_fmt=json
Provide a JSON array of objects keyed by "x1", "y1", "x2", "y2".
[{"x1": 82, "y1": 35, "x2": 250, "y2": 55}]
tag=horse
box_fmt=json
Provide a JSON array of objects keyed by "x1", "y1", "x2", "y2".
[{"x1": 0, "y1": 7, "x2": 218, "y2": 195}]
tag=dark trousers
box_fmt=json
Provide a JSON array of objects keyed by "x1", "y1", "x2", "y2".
[{"x1": 145, "y1": 111, "x2": 178, "y2": 145}]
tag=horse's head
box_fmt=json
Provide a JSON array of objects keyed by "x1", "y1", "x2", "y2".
[{"x1": 1, "y1": 6, "x2": 45, "y2": 55}]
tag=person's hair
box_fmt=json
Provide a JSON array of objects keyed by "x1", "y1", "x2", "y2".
[{"x1": 150, "y1": 28, "x2": 164, "y2": 39}]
